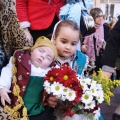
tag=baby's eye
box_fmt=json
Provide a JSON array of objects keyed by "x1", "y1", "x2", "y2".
[
  {"x1": 46, "y1": 56, "x2": 52, "y2": 61},
  {"x1": 39, "y1": 49, "x2": 44, "y2": 52}
]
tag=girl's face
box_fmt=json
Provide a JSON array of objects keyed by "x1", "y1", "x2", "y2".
[
  {"x1": 53, "y1": 26, "x2": 79, "y2": 58},
  {"x1": 31, "y1": 46, "x2": 54, "y2": 68},
  {"x1": 94, "y1": 12, "x2": 103, "y2": 25}
]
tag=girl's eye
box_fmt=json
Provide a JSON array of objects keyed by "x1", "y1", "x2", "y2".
[
  {"x1": 61, "y1": 41, "x2": 66, "y2": 44},
  {"x1": 71, "y1": 43, "x2": 77, "y2": 46}
]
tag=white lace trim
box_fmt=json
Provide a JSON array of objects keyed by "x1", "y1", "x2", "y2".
[{"x1": 31, "y1": 63, "x2": 50, "y2": 77}]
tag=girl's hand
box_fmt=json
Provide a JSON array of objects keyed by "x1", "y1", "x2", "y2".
[
  {"x1": 81, "y1": 45, "x2": 87, "y2": 52},
  {"x1": 47, "y1": 96, "x2": 58, "y2": 108},
  {"x1": 0, "y1": 87, "x2": 11, "y2": 106},
  {"x1": 24, "y1": 28, "x2": 33, "y2": 46}
]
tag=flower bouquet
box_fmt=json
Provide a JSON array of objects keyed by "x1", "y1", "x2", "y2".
[
  {"x1": 43, "y1": 64, "x2": 120, "y2": 120},
  {"x1": 43, "y1": 64, "x2": 83, "y2": 116},
  {"x1": 44, "y1": 64, "x2": 83, "y2": 101}
]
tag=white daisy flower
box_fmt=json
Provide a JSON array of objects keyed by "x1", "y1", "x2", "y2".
[
  {"x1": 96, "y1": 91, "x2": 104, "y2": 104},
  {"x1": 81, "y1": 91, "x2": 93, "y2": 104},
  {"x1": 89, "y1": 86, "x2": 98, "y2": 96},
  {"x1": 66, "y1": 89, "x2": 76, "y2": 101},
  {"x1": 85, "y1": 78, "x2": 92, "y2": 84},
  {"x1": 79, "y1": 79, "x2": 86, "y2": 84},
  {"x1": 90, "y1": 81, "x2": 96, "y2": 88},
  {"x1": 61, "y1": 95, "x2": 67, "y2": 101},
  {"x1": 84, "y1": 100, "x2": 95, "y2": 109},
  {"x1": 90, "y1": 80, "x2": 97, "y2": 84},
  {"x1": 43, "y1": 81, "x2": 51, "y2": 94},
  {"x1": 96, "y1": 84, "x2": 103, "y2": 90},
  {"x1": 59, "y1": 87, "x2": 69, "y2": 101},
  {"x1": 81, "y1": 83, "x2": 89, "y2": 92},
  {"x1": 50, "y1": 82, "x2": 64, "y2": 97},
  {"x1": 44, "y1": 81, "x2": 50, "y2": 87},
  {"x1": 62, "y1": 87, "x2": 69, "y2": 95},
  {"x1": 45, "y1": 88, "x2": 51, "y2": 94}
]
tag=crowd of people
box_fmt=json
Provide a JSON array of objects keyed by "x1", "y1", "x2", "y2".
[{"x1": 0, "y1": 0, "x2": 120, "y2": 120}]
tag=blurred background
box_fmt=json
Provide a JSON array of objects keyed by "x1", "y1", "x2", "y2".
[{"x1": 93, "y1": 0, "x2": 120, "y2": 21}]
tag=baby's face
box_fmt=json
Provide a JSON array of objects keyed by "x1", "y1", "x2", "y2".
[{"x1": 31, "y1": 46, "x2": 54, "y2": 68}]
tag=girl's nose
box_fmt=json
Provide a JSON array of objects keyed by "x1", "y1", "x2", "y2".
[{"x1": 66, "y1": 44, "x2": 71, "y2": 49}]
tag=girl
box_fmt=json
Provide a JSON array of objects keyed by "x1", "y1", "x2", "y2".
[
  {"x1": 52, "y1": 20, "x2": 87, "y2": 75},
  {"x1": 51, "y1": 20, "x2": 103, "y2": 120}
]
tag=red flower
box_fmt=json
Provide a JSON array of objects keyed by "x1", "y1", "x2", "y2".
[
  {"x1": 44, "y1": 67, "x2": 60, "y2": 83},
  {"x1": 63, "y1": 106, "x2": 75, "y2": 117},
  {"x1": 57, "y1": 64, "x2": 78, "y2": 88},
  {"x1": 85, "y1": 105, "x2": 99, "y2": 113}
]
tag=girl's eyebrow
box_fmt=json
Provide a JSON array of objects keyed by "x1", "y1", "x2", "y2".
[
  {"x1": 60, "y1": 38, "x2": 67, "y2": 40},
  {"x1": 73, "y1": 41, "x2": 78, "y2": 43},
  {"x1": 60, "y1": 38, "x2": 78, "y2": 43}
]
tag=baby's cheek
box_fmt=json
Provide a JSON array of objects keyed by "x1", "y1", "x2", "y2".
[{"x1": 46, "y1": 60, "x2": 52, "y2": 66}]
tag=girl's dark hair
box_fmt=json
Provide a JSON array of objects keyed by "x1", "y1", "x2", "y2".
[
  {"x1": 54, "y1": 20, "x2": 80, "y2": 38},
  {"x1": 90, "y1": 8, "x2": 103, "y2": 20}
]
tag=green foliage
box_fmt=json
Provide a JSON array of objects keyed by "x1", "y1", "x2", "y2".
[{"x1": 72, "y1": 106, "x2": 94, "y2": 119}]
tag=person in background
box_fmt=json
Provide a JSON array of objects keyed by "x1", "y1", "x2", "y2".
[
  {"x1": 109, "y1": 14, "x2": 113, "y2": 21},
  {"x1": 109, "y1": 17, "x2": 119, "y2": 80},
  {"x1": 101, "y1": 19, "x2": 120, "y2": 120},
  {"x1": 0, "y1": 0, "x2": 31, "y2": 75},
  {"x1": 81, "y1": 8, "x2": 110, "y2": 73},
  {"x1": 58, "y1": 0, "x2": 94, "y2": 50},
  {"x1": 103, "y1": 14, "x2": 109, "y2": 24},
  {"x1": 0, "y1": 36, "x2": 58, "y2": 120},
  {"x1": 16, "y1": 0, "x2": 65, "y2": 43},
  {"x1": 109, "y1": 17, "x2": 118, "y2": 30}
]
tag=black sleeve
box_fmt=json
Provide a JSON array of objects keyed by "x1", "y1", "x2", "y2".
[
  {"x1": 103, "y1": 23, "x2": 110, "y2": 42},
  {"x1": 101, "y1": 19, "x2": 120, "y2": 67}
]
